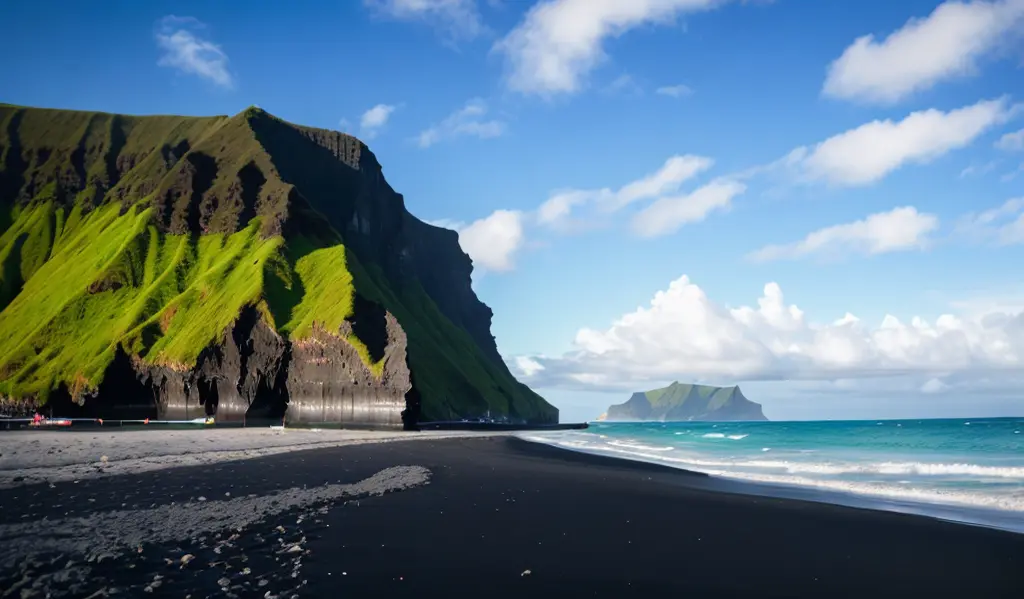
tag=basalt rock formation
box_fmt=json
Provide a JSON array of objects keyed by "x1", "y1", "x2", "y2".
[
  {"x1": 604, "y1": 382, "x2": 767, "y2": 422},
  {"x1": 0, "y1": 104, "x2": 557, "y2": 427}
]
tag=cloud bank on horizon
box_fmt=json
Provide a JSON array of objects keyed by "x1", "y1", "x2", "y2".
[{"x1": 508, "y1": 274, "x2": 1024, "y2": 397}]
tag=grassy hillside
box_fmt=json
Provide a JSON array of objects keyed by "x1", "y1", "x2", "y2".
[
  {"x1": 645, "y1": 382, "x2": 739, "y2": 412},
  {"x1": 0, "y1": 104, "x2": 555, "y2": 422}
]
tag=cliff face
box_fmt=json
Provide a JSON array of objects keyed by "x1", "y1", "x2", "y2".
[
  {"x1": 0, "y1": 104, "x2": 557, "y2": 426},
  {"x1": 605, "y1": 382, "x2": 767, "y2": 422}
]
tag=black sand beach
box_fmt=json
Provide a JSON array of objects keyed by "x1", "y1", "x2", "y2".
[{"x1": 1, "y1": 434, "x2": 1022, "y2": 598}]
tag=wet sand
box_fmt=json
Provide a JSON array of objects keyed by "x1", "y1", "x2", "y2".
[{"x1": 1, "y1": 434, "x2": 1021, "y2": 598}]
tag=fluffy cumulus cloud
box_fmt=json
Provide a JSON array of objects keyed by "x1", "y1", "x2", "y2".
[
  {"x1": 432, "y1": 210, "x2": 525, "y2": 271},
  {"x1": 359, "y1": 103, "x2": 397, "y2": 139},
  {"x1": 363, "y1": 0, "x2": 485, "y2": 40},
  {"x1": 155, "y1": 16, "x2": 233, "y2": 88},
  {"x1": 416, "y1": 98, "x2": 506, "y2": 148},
  {"x1": 955, "y1": 197, "x2": 1024, "y2": 245},
  {"x1": 823, "y1": 0, "x2": 1024, "y2": 104},
  {"x1": 536, "y1": 155, "x2": 739, "y2": 236},
  {"x1": 496, "y1": 0, "x2": 726, "y2": 96},
  {"x1": 749, "y1": 206, "x2": 940, "y2": 262},
  {"x1": 788, "y1": 98, "x2": 1015, "y2": 186},
  {"x1": 510, "y1": 275, "x2": 1024, "y2": 392}
]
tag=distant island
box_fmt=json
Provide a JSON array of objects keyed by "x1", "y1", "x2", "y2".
[{"x1": 597, "y1": 382, "x2": 767, "y2": 422}]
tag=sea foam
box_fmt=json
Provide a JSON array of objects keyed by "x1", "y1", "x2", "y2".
[{"x1": 516, "y1": 417, "x2": 1024, "y2": 530}]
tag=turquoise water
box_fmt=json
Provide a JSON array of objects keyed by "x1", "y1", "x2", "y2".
[{"x1": 520, "y1": 417, "x2": 1024, "y2": 532}]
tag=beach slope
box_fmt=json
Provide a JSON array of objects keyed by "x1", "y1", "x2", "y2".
[{"x1": 0, "y1": 434, "x2": 1021, "y2": 598}]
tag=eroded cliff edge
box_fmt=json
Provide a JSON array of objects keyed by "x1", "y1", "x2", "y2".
[{"x1": 0, "y1": 104, "x2": 557, "y2": 426}]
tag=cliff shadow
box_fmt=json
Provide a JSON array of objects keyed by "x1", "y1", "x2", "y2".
[
  {"x1": 1, "y1": 109, "x2": 27, "y2": 205},
  {"x1": 40, "y1": 384, "x2": 83, "y2": 419},
  {"x1": 39, "y1": 347, "x2": 158, "y2": 420},
  {"x1": 197, "y1": 377, "x2": 219, "y2": 417},
  {"x1": 402, "y1": 370, "x2": 422, "y2": 431},
  {"x1": 67, "y1": 114, "x2": 98, "y2": 208},
  {"x1": 348, "y1": 293, "x2": 387, "y2": 363},
  {"x1": 247, "y1": 112, "x2": 366, "y2": 235},
  {"x1": 235, "y1": 160, "x2": 265, "y2": 230},
  {"x1": 103, "y1": 114, "x2": 127, "y2": 192},
  {"x1": 245, "y1": 360, "x2": 289, "y2": 424},
  {"x1": 233, "y1": 305, "x2": 290, "y2": 424},
  {"x1": 159, "y1": 151, "x2": 217, "y2": 234},
  {"x1": 262, "y1": 246, "x2": 307, "y2": 335},
  {"x1": 0, "y1": 232, "x2": 27, "y2": 311},
  {"x1": 91, "y1": 347, "x2": 159, "y2": 420}
]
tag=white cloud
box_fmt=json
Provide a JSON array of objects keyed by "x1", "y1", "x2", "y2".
[
  {"x1": 537, "y1": 155, "x2": 714, "y2": 230},
  {"x1": 363, "y1": 0, "x2": 485, "y2": 40},
  {"x1": 438, "y1": 210, "x2": 525, "y2": 271},
  {"x1": 359, "y1": 104, "x2": 397, "y2": 139},
  {"x1": 921, "y1": 378, "x2": 950, "y2": 394},
  {"x1": 996, "y1": 128, "x2": 1024, "y2": 151},
  {"x1": 823, "y1": 0, "x2": 1024, "y2": 104},
  {"x1": 955, "y1": 197, "x2": 1024, "y2": 245},
  {"x1": 496, "y1": 0, "x2": 726, "y2": 96},
  {"x1": 749, "y1": 206, "x2": 940, "y2": 262},
  {"x1": 656, "y1": 84, "x2": 693, "y2": 98},
  {"x1": 536, "y1": 189, "x2": 606, "y2": 229},
  {"x1": 790, "y1": 98, "x2": 1014, "y2": 186},
  {"x1": 1002, "y1": 163, "x2": 1024, "y2": 181},
  {"x1": 614, "y1": 155, "x2": 714, "y2": 210},
  {"x1": 960, "y1": 160, "x2": 999, "y2": 178},
  {"x1": 416, "y1": 98, "x2": 506, "y2": 148},
  {"x1": 510, "y1": 274, "x2": 1024, "y2": 392},
  {"x1": 155, "y1": 16, "x2": 233, "y2": 88},
  {"x1": 630, "y1": 179, "x2": 745, "y2": 238},
  {"x1": 604, "y1": 74, "x2": 643, "y2": 96}
]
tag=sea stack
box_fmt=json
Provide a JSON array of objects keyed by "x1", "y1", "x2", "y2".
[{"x1": 604, "y1": 382, "x2": 767, "y2": 422}]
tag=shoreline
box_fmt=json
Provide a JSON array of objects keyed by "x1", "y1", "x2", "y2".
[
  {"x1": 3, "y1": 426, "x2": 1019, "y2": 535},
  {"x1": 1, "y1": 435, "x2": 1021, "y2": 597},
  {"x1": 512, "y1": 435, "x2": 1024, "y2": 535}
]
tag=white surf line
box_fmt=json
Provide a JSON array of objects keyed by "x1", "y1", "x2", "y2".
[
  {"x1": 0, "y1": 430, "x2": 501, "y2": 489},
  {"x1": 0, "y1": 465, "x2": 432, "y2": 569}
]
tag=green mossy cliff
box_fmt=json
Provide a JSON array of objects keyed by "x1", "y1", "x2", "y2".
[
  {"x1": 0, "y1": 104, "x2": 557, "y2": 425},
  {"x1": 603, "y1": 382, "x2": 767, "y2": 422}
]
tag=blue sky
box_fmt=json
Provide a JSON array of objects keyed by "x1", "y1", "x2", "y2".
[{"x1": 3, "y1": 0, "x2": 1024, "y2": 422}]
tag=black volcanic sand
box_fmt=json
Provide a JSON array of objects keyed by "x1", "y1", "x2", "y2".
[{"x1": 1, "y1": 436, "x2": 1022, "y2": 598}]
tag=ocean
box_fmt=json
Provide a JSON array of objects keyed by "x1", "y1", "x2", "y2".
[{"x1": 520, "y1": 417, "x2": 1024, "y2": 533}]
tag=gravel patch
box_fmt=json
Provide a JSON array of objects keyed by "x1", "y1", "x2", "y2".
[
  {"x1": 0, "y1": 465, "x2": 431, "y2": 598},
  {"x1": 0, "y1": 428, "x2": 496, "y2": 488}
]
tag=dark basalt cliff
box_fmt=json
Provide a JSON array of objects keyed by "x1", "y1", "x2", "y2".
[
  {"x1": 0, "y1": 104, "x2": 557, "y2": 427},
  {"x1": 603, "y1": 382, "x2": 767, "y2": 422}
]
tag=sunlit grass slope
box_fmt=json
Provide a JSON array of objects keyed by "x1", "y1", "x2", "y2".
[{"x1": 0, "y1": 104, "x2": 556, "y2": 421}]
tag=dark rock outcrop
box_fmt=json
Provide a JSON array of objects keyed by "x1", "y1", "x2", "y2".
[
  {"x1": 51, "y1": 302, "x2": 415, "y2": 429},
  {"x1": 0, "y1": 104, "x2": 557, "y2": 426}
]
